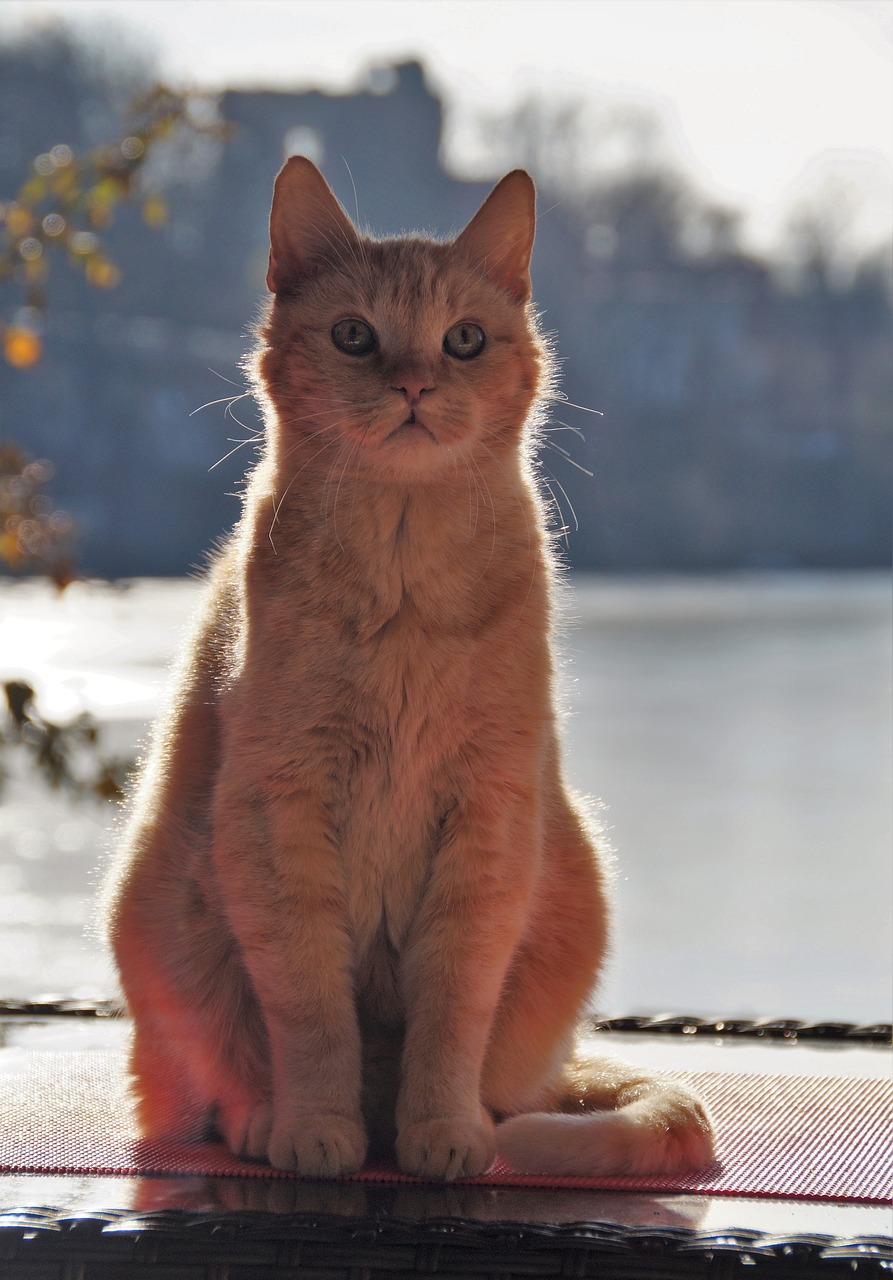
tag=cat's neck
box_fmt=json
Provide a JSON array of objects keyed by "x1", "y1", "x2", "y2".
[{"x1": 239, "y1": 438, "x2": 542, "y2": 632}]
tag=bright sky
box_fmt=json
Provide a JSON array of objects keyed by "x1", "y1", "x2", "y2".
[{"x1": 1, "y1": 0, "x2": 891, "y2": 255}]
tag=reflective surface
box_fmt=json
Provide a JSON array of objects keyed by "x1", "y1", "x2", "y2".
[{"x1": 0, "y1": 1017, "x2": 890, "y2": 1238}]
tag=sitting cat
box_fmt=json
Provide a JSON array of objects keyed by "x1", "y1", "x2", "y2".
[{"x1": 103, "y1": 157, "x2": 714, "y2": 1182}]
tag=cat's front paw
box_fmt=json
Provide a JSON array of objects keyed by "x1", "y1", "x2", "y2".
[
  {"x1": 396, "y1": 1115, "x2": 496, "y2": 1182},
  {"x1": 267, "y1": 1113, "x2": 367, "y2": 1177}
]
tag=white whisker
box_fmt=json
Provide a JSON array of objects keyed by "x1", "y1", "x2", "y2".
[
  {"x1": 206, "y1": 367, "x2": 245, "y2": 389},
  {"x1": 209, "y1": 437, "x2": 262, "y2": 472},
  {"x1": 542, "y1": 469, "x2": 578, "y2": 537},
  {"x1": 268, "y1": 432, "x2": 341, "y2": 547},
  {"x1": 547, "y1": 421, "x2": 585, "y2": 441},
  {"x1": 543, "y1": 439, "x2": 594, "y2": 478},
  {"x1": 549, "y1": 393, "x2": 604, "y2": 417},
  {"x1": 190, "y1": 391, "x2": 253, "y2": 417}
]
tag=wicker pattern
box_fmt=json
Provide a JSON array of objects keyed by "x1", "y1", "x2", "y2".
[
  {"x1": 0, "y1": 1206, "x2": 891, "y2": 1279},
  {"x1": 2, "y1": 1000, "x2": 891, "y2": 1044}
]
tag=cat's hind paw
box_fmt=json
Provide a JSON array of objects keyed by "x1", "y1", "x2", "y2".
[
  {"x1": 216, "y1": 1097, "x2": 274, "y2": 1162},
  {"x1": 267, "y1": 1113, "x2": 367, "y2": 1177},
  {"x1": 396, "y1": 1115, "x2": 496, "y2": 1182}
]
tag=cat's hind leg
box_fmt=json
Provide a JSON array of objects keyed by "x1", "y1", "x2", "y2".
[
  {"x1": 481, "y1": 799, "x2": 714, "y2": 1177},
  {"x1": 480, "y1": 798, "x2": 609, "y2": 1117},
  {"x1": 127, "y1": 1015, "x2": 213, "y2": 1142},
  {"x1": 124, "y1": 951, "x2": 274, "y2": 1160},
  {"x1": 113, "y1": 853, "x2": 274, "y2": 1158}
]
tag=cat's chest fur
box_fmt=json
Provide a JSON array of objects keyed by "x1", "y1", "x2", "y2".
[
  {"x1": 323, "y1": 592, "x2": 470, "y2": 969},
  {"x1": 333, "y1": 598, "x2": 464, "y2": 1015},
  {"x1": 221, "y1": 500, "x2": 501, "y2": 1013}
]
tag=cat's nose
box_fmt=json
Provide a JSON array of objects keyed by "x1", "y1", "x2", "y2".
[{"x1": 392, "y1": 380, "x2": 434, "y2": 407}]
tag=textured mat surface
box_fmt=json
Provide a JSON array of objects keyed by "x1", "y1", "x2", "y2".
[{"x1": 0, "y1": 1050, "x2": 890, "y2": 1202}]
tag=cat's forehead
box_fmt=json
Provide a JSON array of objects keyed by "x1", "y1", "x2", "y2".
[{"x1": 322, "y1": 237, "x2": 500, "y2": 319}]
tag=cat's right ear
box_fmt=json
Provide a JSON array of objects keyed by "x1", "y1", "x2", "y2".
[{"x1": 267, "y1": 156, "x2": 360, "y2": 293}]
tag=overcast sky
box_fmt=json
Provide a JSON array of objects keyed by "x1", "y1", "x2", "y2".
[{"x1": 1, "y1": 0, "x2": 891, "y2": 255}]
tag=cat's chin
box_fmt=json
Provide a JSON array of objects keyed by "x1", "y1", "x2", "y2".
[
  {"x1": 370, "y1": 438, "x2": 453, "y2": 482},
  {"x1": 343, "y1": 415, "x2": 472, "y2": 483}
]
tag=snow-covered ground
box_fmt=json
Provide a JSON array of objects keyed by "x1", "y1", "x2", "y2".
[{"x1": 0, "y1": 572, "x2": 890, "y2": 1022}]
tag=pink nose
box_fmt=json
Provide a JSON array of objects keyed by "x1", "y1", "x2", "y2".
[{"x1": 392, "y1": 380, "x2": 434, "y2": 407}]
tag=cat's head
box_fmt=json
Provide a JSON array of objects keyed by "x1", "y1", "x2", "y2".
[{"x1": 253, "y1": 157, "x2": 548, "y2": 483}]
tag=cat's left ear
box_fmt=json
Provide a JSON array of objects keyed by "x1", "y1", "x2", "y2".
[
  {"x1": 455, "y1": 170, "x2": 535, "y2": 303},
  {"x1": 267, "y1": 156, "x2": 360, "y2": 292}
]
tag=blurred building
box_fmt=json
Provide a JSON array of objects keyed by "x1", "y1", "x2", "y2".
[{"x1": 1, "y1": 35, "x2": 890, "y2": 575}]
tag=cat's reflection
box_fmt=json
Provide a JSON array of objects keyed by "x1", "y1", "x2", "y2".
[{"x1": 126, "y1": 1173, "x2": 708, "y2": 1230}]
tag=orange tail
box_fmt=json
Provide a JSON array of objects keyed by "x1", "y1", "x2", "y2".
[{"x1": 496, "y1": 1052, "x2": 715, "y2": 1177}]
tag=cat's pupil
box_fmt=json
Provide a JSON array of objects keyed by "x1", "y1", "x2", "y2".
[
  {"x1": 332, "y1": 318, "x2": 376, "y2": 355},
  {"x1": 443, "y1": 322, "x2": 485, "y2": 361}
]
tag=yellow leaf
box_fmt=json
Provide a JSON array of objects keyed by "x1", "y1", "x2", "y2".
[
  {"x1": 19, "y1": 175, "x2": 48, "y2": 204},
  {"x1": 4, "y1": 204, "x2": 33, "y2": 237},
  {"x1": 89, "y1": 177, "x2": 121, "y2": 207},
  {"x1": 84, "y1": 256, "x2": 121, "y2": 289},
  {"x1": 51, "y1": 166, "x2": 78, "y2": 199},
  {"x1": 2, "y1": 325, "x2": 43, "y2": 368},
  {"x1": 142, "y1": 194, "x2": 168, "y2": 228}
]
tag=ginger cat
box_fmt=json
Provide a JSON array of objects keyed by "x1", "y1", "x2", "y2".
[{"x1": 103, "y1": 157, "x2": 714, "y2": 1182}]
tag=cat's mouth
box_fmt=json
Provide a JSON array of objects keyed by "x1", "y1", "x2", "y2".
[{"x1": 388, "y1": 411, "x2": 436, "y2": 443}]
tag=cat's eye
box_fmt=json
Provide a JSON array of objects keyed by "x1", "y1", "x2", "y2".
[
  {"x1": 331, "y1": 318, "x2": 377, "y2": 356},
  {"x1": 443, "y1": 322, "x2": 485, "y2": 361}
]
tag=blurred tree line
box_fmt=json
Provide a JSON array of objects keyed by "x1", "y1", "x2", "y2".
[
  {"x1": 0, "y1": 27, "x2": 890, "y2": 576},
  {"x1": 476, "y1": 95, "x2": 892, "y2": 569}
]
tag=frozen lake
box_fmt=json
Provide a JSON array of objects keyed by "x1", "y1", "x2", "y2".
[{"x1": 0, "y1": 572, "x2": 890, "y2": 1022}]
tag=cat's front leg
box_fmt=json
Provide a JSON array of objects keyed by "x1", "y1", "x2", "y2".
[
  {"x1": 213, "y1": 782, "x2": 366, "y2": 1175},
  {"x1": 395, "y1": 792, "x2": 539, "y2": 1181}
]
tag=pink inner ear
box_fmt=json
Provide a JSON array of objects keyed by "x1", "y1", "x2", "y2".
[
  {"x1": 456, "y1": 170, "x2": 536, "y2": 302},
  {"x1": 267, "y1": 156, "x2": 360, "y2": 292}
]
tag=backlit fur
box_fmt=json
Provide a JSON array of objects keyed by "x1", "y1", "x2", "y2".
[{"x1": 103, "y1": 158, "x2": 714, "y2": 1181}]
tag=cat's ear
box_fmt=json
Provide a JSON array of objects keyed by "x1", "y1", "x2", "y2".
[
  {"x1": 267, "y1": 156, "x2": 360, "y2": 292},
  {"x1": 456, "y1": 170, "x2": 535, "y2": 303}
]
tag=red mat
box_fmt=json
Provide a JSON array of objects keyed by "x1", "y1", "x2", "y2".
[{"x1": 0, "y1": 1051, "x2": 890, "y2": 1203}]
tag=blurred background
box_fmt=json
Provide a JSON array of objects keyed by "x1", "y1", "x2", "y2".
[{"x1": 0, "y1": 0, "x2": 890, "y2": 1021}]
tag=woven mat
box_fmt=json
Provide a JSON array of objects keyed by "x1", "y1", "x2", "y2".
[{"x1": 0, "y1": 1051, "x2": 890, "y2": 1203}]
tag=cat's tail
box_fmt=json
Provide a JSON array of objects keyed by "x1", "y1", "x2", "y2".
[{"x1": 495, "y1": 1052, "x2": 715, "y2": 1177}]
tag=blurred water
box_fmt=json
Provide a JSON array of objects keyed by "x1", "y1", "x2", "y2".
[
  {"x1": 0, "y1": 573, "x2": 890, "y2": 1021},
  {"x1": 558, "y1": 575, "x2": 892, "y2": 1020}
]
